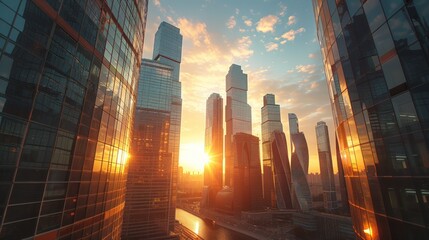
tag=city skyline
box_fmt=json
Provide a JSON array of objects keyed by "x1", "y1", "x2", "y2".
[{"x1": 143, "y1": 0, "x2": 336, "y2": 174}]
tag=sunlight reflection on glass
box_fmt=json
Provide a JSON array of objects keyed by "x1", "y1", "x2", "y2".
[{"x1": 194, "y1": 221, "x2": 200, "y2": 235}]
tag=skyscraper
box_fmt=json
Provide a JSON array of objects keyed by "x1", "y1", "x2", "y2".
[
  {"x1": 232, "y1": 133, "x2": 264, "y2": 213},
  {"x1": 0, "y1": 1, "x2": 147, "y2": 239},
  {"x1": 122, "y1": 22, "x2": 182, "y2": 239},
  {"x1": 270, "y1": 131, "x2": 293, "y2": 209},
  {"x1": 261, "y1": 94, "x2": 283, "y2": 207},
  {"x1": 289, "y1": 113, "x2": 312, "y2": 210},
  {"x1": 335, "y1": 135, "x2": 349, "y2": 214},
  {"x1": 225, "y1": 64, "x2": 252, "y2": 187},
  {"x1": 313, "y1": 0, "x2": 429, "y2": 239},
  {"x1": 315, "y1": 121, "x2": 337, "y2": 211},
  {"x1": 204, "y1": 93, "x2": 223, "y2": 208}
]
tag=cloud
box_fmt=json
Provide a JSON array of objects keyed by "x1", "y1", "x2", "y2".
[
  {"x1": 177, "y1": 18, "x2": 211, "y2": 47},
  {"x1": 256, "y1": 15, "x2": 279, "y2": 33},
  {"x1": 281, "y1": 27, "x2": 305, "y2": 41},
  {"x1": 280, "y1": 40, "x2": 287, "y2": 44},
  {"x1": 288, "y1": 16, "x2": 296, "y2": 25},
  {"x1": 235, "y1": 8, "x2": 240, "y2": 15},
  {"x1": 296, "y1": 64, "x2": 317, "y2": 74},
  {"x1": 244, "y1": 19, "x2": 252, "y2": 27},
  {"x1": 279, "y1": 3, "x2": 287, "y2": 16},
  {"x1": 308, "y1": 53, "x2": 316, "y2": 59},
  {"x1": 239, "y1": 28, "x2": 246, "y2": 32},
  {"x1": 231, "y1": 36, "x2": 254, "y2": 59},
  {"x1": 227, "y1": 16, "x2": 236, "y2": 29},
  {"x1": 265, "y1": 42, "x2": 278, "y2": 52},
  {"x1": 154, "y1": 0, "x2": 160, "y2": 6}
]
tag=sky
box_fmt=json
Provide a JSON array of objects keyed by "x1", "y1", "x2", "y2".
[{"x1": 142, "y1": 0, "x2": 337, "y2": 174}]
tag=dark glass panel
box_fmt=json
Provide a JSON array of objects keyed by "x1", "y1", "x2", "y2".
[
  {"x1": 15, "y1": 168, "x2": 48, "y2": 182},
  {"x1": 398, "y1": 41, "x2": 429, "y2": 87},
  {"x1": 5, "y1": 202, "x2": 40, "y2": 222},
  {"x1": 382, "y1": 55, "x2": 406, "y2": 89},
  {"x1": 389, "y1": 9, "x2": 418, "y2": 50},
  {"x1": 363, "y1": 0, "x2": 386, "y2": 32},
  {"x1": 41, "y1": 199, "x2": 65, "y2": 215},
  {"x1": 411, "y1": 83, "x2": 429, "y2": 129},
  {"x1": 0, "y1": 218, "x2": 37, "y2": 239},
  {"x1": 37, "y1": 213, "x2": 62, "y2": 233},
  {"x1": 373, "y1": 23, "x2": 395, "y2": 56},
  {"x1": 9, "y1": 183, "x2": 44, "y2": 204},
  {"x1": 380, "y1": 0, "x2": 403, "y2": 18}
]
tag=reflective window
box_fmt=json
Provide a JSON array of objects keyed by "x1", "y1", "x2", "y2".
[
  {"x1": 380, "y1": 0, "x2": 403, "y2": 18},
  {"x1": 382, "y1": 56, "x2": 406, "y2": 89},
  {"x1": 373, "y1": 23, "x2": 395, "y2": 57},
  {"x1": 388, "y1": 9, "x2": 417, "y2": 50},
  {"x1": 363, "y1": 0, "x2": 386, "y2": 32}
]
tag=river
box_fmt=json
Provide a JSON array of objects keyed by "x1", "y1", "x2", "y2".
[{"x1": 175, "y1": 208, "x2": 258, "y2": 240}]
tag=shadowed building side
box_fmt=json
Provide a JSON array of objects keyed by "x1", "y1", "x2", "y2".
[
  {"x1": 232, "y1": 133, "x2": 264, "y2": 213},
  {"x1": 270, "y1": 131, "x2": 293, "y2": 209}
]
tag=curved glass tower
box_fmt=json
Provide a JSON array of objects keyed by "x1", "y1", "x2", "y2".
[
  {"x1": 313, "y1": 0, "x2": 429, "y2": 239},
  {"x1": 0, "y1": 0, "x2": 147, "y2": 239},
  {"x1": 288, "y1": 113, "x2": 312, "y2": 211}
]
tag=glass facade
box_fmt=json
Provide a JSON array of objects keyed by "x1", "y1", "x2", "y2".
[
  {"x1": 315, "y1": 121, "x2": 337, "y2": 211},
  {"x1": 203, "y1": 93, "x2": 223, "y2": 208},
  {"x1": 312, "y1": 0, "x2": 429, "y2": 239},
  {"x1": 270, "y1": 131, "x2": 293, "y2": 209},
  {"x1": 123, "y1": 21, "x2": 182, "y2": 239},
  {"x1": 289, "y1": 113, "x2": 312, "y2": 211},
  {"x1": 225, "y1": 64, "x2": 252, "y2": 187},
  {"x1": 261, "y1": 94, "x2": 283, "y2": 208},
  {"x1": 0, "y1": 0, "x2": 147, "y2": 239}
]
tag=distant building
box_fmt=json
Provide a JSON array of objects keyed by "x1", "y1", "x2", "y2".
[
  {"x1": 289, "y1": 113, "x2": 312, "y2": 210},
  {"x1": 261, "y1": 94, "x2": 284, "y2": 207},
  {"x1": 123, "y1": 22, "x2": 182, "y2": 240},
  {"x1": 316, "y1": 121, "x2": 338, "y2": 211},
  {"x1": 203, "y1": 93, "x2": 223, "y2": 208},
  {"x1": 270, "y1": 131, "x2": 293, "y2": 209},
  {"x1": 225, "y1": 64, "x2": 252, "y2": 187},
  {"x1": 232, "y1": 133, "x2": 264, "y2": 213}
]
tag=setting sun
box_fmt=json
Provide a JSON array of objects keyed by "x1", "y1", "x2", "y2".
[{"x1": 179, "y1": 143, "x2": 210, "y2": 173}]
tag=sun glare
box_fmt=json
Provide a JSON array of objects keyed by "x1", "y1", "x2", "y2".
[{"x1": 179, "y1": 143, "x2": 210, "y2": 172}]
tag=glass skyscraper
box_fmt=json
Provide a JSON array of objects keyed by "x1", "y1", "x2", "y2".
[
  {"x1": 313, "y1": 0, "x2": 429, "y2": 239},
  {"x1": 204, "y1": 93, "x2": 223, "y2": 208},
  {"x1": 225, "y1": 64, "x2": 252, "y2": 187},
  {"x1": 122, "y1": 22, "x2": 182, "y2": 240},
  {"x1": 261, "y1": 94, "x2": 283, "y2": 208},
  {"x1": 0, "y1": 0, "x2": 147, "y2": 239},
  {"x1": 288, "y1": 113, "x2": 312, "y2": 211},
  {"x1": 315, "y1": 121, "x2": 337, "y2": 211}
]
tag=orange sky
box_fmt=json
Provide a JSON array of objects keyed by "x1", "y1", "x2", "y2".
[{"x1": 143, "y1": 0, "x2": 338, "y2": 174}]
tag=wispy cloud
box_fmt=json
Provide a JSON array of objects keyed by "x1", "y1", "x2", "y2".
[
  {"x1": 296, "y1": 64, "x2": 317, "y2": 74},
  {"x1": 244, "y1": 19, "x2": 252, "y2": 27},
  {"x1": 265, "y1": 42, "x2": 278, "y2": 52},
  {"x1": 279, "y1": 3, "x2": 287, "y2": 16},
  {"x1": 154, "y1": 0, "x2": 160, "y2": 6},
  {"x1": 231, "y1": 36, "x2": 254, "y2": 59},
  {"x1": 178, "y1": 18, "x2": 211, "y2": 47},
  {"x1": 308, "y1": 53, "x2": 316, "y2": 59},
  {"x1": 256, "y1": 15, "x2": 279, "y2": 33},
  {"x1": 227, "y1": 16, "x2": 236, "y2": 29},
  {"x1": 281, "y1": 27, "x2": 305, "y2": 41},
  {"x1": 287, "y1": 15, "x2": 296, "y2": 25}
]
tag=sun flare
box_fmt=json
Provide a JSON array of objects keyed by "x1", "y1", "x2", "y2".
[{"x1": 179, "y1": 143, "x2": 211, "y2": 173}]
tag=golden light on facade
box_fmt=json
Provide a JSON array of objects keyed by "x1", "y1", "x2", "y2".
[{"x1": 363, "y1": 226, "x2": 373, "y2": 237}]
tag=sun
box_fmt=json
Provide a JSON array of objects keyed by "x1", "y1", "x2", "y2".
[{"x1": 179, "y1": 143, "x2": 211, "y2": 173}]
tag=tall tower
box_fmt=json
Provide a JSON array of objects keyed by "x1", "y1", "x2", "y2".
[
  {"x1": 315, "y1": 121, "x2": 337, "y2": 211},
  {"x1": 225, "y1": 64, "x2": 252, "y2": 187},
  {"x1": 261, "y1": 94, "x2": 283, "y2": 207},
  {"x1": 0, "y1": 1, "x2": 147, "y2": 239},
  {"x1": 123, "y1": 22, "x2": 182, "y2": 239},
  {"x1": 288, "y1": 113, "x2": 312, "y2": 210},
  {"x1": 313, "y1": 0, "x2": 429, "y2": 239},
  {"x1": 204, "y1": 93, "x2": 223, "y2": 208}
]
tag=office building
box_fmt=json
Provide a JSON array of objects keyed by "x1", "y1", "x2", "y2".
[
  {"x1": 336, "y1": 136, "x2": 349, "y2": 213},
  {"x1": 232, "y1": 133, "x2": 264, "y2": 213},
  {"x1": 225, "y1": 64, "x2": 252, "y2": 187},
  {"x1": 122, "y1": 22, "x2": 182, "y2": 239},
  {"x1": 0, "y1": 1, "x2": 147, "y2": 239},
  {"x1": 270, "y1": 131, "x2": 293, "y2": 209},
  {"x1": 203, "y1": 93, "x2": 223, "y2": 208},
  {"x1": 288, "y1": 113, "x2": 312, "y2": 210},
  {"x1": 316, "y1": 121, "x2": 337, "y2": 211},
  {"x1": 261, "y1": 94, "x2": 284, "y2": 208},
  {"x1": 313, "y1": 0, "x2": 429, "y2": 238}
]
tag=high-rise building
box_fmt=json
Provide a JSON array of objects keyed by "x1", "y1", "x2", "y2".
[
  {"x1": 288, "y1": 113, "x2": 312, "y2": 210},
  {"x1": 315, "y1": 121, "x2": 337, "y2": 211},
  {"x1": 225, "y1": 64, "x2": 252, "y2": 187},
  {"x1": 122, "y1": 22, "x2": 182, "y2": 239},
  {"x1": 232, "y1": 133, "x2": 264, "y2": 213},
  {"x1": 203, "y1": 93, "x2": 223, "y2": 208},
  {"x1": 261, "y1": 94, "x2": 283, "y2": 207},
  {"x1": 0, "y1": 1, "x2": 147, "y2": 239},
  {"x1": 270, "y1": 131, "x2": 293, "y2": 209},
  {"x1": 313, "y1": 0, "x2": 429, "y2": 239}
]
